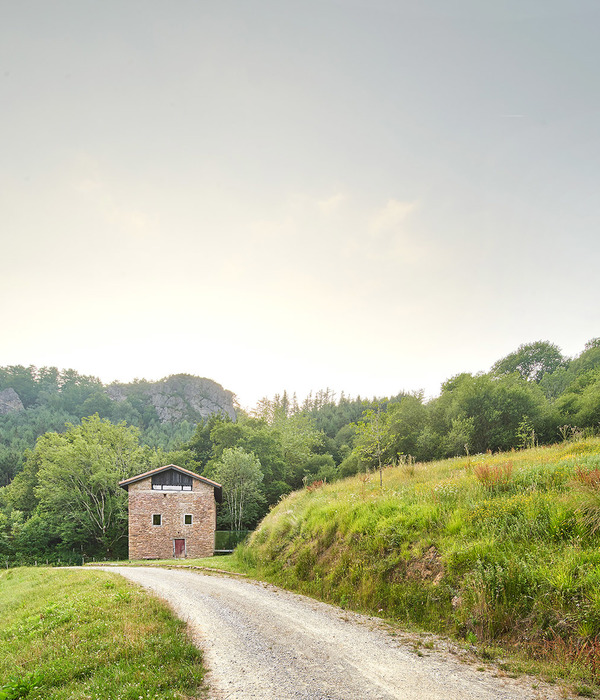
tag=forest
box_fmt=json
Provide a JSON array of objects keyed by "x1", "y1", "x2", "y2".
[{"x1": 1, "y1": 338, "x2": 600, "y2": 563}]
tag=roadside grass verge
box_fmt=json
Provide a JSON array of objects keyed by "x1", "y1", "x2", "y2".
[
  {"x1": 234, "y1": 437, "x2": 600, "y2": 692},
  {"x1": 0, "y1": 567, "x2": 206, "y2": 699},
  {"x1": 94, "y1": 555, "x2": 241, "y2": 573}
]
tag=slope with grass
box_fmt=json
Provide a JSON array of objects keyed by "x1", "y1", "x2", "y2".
[
  {"x1": 0, "y1": 567, "x2": 206, "y2": 700},
  {"x1": 237, "y1": 437, "x2": 600, "y2": 688}
]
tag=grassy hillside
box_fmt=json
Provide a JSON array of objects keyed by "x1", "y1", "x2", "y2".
[
  {"x1": 0, "y1": 568, "x2": 206, "y2": 699},
  {"x1": 238, "y1": 437, "x2": 600, "y2": 685}
]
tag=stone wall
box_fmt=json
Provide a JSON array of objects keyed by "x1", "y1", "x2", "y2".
[{"x1": 127, "y1": 477, "x2": 216, "y2": 559}]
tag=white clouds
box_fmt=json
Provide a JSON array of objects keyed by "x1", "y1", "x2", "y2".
[
  {"x1": 218, "y1": 190, "x2": 434, "y2": 344},
  {"x1": 317, "y1": 192, "x2": 347, "y2": 215},
  {"x1": 72, "y1": 162, "x2": 159, "y2": 242},
  {"x1": 362, "y1": 198, "x2": 423, "y2": 263},
  {"x1": 249, "y1": 215, "x2": 296, "y2": 244},
  {"x1": 368, "y1": 198, "x2": 417, "y2": 236},
  {"x1": 240, "y1": 190, "x2": 427, "y2": 282}
]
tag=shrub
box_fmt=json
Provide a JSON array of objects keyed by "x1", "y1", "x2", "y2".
[
  {"x1": 473, "y1": 461, "x2": 513, "y2": 490},
  {"x1": 574, "y1": 467, "x2": 600, "y2": 535}
]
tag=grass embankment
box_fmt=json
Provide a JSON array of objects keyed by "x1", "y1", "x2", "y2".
[
  {"x1": 0, "y1": 567, "x2": 206, "y2": 700},
  {"x1": 235, "y1": 437, "x2": 600, "y2": 690}
]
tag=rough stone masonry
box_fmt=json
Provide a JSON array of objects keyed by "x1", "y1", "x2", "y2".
[{"x1": 123, "y1": 469, "x2": 218, "y2": 559}]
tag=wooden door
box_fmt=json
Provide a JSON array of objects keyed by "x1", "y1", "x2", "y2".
[{"x1": 174, "y1": 539, "x2": 186, "y2": 558}]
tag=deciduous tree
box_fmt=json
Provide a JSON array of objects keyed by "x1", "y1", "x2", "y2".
[
  {"x1": 355, "y1": 404, "x2": 391, "y2": 486},
  {"x1": 491, "y1": 341, "x2": 565, "y2": 383},
  {"x1": 213, "y1": 447, "x2": 264, "y2": 531},
  {"x1": 32, "y1": 415, "x2": 145, "y2": 555}
]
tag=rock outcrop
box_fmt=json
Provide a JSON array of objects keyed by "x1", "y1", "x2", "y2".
[
  {"x1": 107, "y1": 374, "x2": 236, "y2": 423},
  {"x1": 0, "y1": 388, "x2": 25, "y2": 415}
]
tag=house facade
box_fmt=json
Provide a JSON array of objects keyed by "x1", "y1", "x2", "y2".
[{"x1": 119, "y1": 464, "x2": 222, "y2": 559}]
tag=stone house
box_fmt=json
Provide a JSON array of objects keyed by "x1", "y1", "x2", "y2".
[{"x1": 119, "y1": 464, "x2": 222, "y2": 560}]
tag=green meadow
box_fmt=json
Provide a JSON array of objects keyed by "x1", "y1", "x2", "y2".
[
  {"x1": 235, "y1": 436, "x2": 600, "y2": 689},
  {"x1": 0, "y1": 567, "x2": 206, "y2": 700}
]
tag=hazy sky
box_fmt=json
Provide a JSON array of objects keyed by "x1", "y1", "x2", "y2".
[{"x1": 2, "y1": 1, "x2": 599, "y2": 409}]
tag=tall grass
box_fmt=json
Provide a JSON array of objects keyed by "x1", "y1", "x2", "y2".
[
  {"x1": 0, "y1": 567, "x2": 206, "y2": 699},
  {"x1": 236, "y1": 437, "x2": 600, "y2": 685}
]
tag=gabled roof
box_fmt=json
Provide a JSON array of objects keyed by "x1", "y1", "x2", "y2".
[{"x1": 119, "y1": 464, "x2": 222, "y2": 502}]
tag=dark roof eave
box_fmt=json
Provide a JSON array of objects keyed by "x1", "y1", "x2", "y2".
[{"x1": 119, "y1": 464, "x2": 222, "y2": 499}]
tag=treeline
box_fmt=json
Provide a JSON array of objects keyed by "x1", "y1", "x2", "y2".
[
  {"x1": 306, "y1": 338, "x2": 600, "y2": 477},
  {"x1": 137, "y1": 337, "x2": 600, "y2": 529},
  {"x1": 1, "y1": 338, "x2": 600, "y2": 562},
  {"x1": 0, "y1": 367, "x2": 198, "y2": 487},
  {"x1": 0, "y1": 388, "x2": 371, "y2": 561},
  {"x1": 0, "y1": 407, "x2": 338, "y2": 562}
]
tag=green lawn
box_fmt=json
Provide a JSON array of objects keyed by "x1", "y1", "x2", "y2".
[{"x1": 0, "y1": 567, "x2": 207, "y2": 700}]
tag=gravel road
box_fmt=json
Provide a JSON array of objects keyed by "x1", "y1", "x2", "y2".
[{"x1": 101, "y1": 566, "x2": 560, "y2": 700}]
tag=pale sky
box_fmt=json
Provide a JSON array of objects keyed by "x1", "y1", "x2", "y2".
[{"x1": 2, "y1": 1, "x2": 599, "y2": 409}]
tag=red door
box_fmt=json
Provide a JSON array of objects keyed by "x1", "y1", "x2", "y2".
[{"x1": 174, "y1": 539, "x2": 185, "y2": 558}]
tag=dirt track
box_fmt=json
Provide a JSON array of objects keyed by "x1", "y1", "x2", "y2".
[{"x1": 101, "y1": 566, "x2": 561, "y2": 700}]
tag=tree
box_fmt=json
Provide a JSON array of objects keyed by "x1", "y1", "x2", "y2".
[
  {"x1": 355, "y1": 404, "x2": 391, "y2": 486},
  {"x1": 272, "y1": 413, "x2": 323, "y2": 489},
  {"x1": 385, "y1": 393, "x2": 427, "y2": 459},
  {"x1": 200, "y1": 416, "x2": 288, "y2": 508},
  {"x1": 0, "y1": 445, "x2": 23, "y2": 487},
  {"x1": 31, "y1": 415, "x2": 146, "y2": 556},
  {"x1": 213, "y1": 447, "x2": 264, "y2": 531},
  {"x1": 555, "y1": 369, "x2": 600, "y2": 430},
  {"x1": 491, "y1": 341, "x2": 565, "y2": 383},
  {"x1": 185, "y1": 414, "x2": 229, "y2": 466},
  {"x1": 436, "y1": 373, "x2": 552, "y2": 454}
]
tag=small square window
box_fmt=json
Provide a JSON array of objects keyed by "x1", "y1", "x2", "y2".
[
  {"x1": 152, "y1": 514, "x2": 162, "y2": 526},
  {"x1": 184, "y1": 514, "x2": 193, "y2": 525}
]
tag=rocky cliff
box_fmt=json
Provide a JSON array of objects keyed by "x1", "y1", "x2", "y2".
[
  {"x1": 106, "y1": 374, "x2": 236, "y2": 423},
  {"x1": 0, "y1": 387, "x2": 25, "y2": 415}
]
